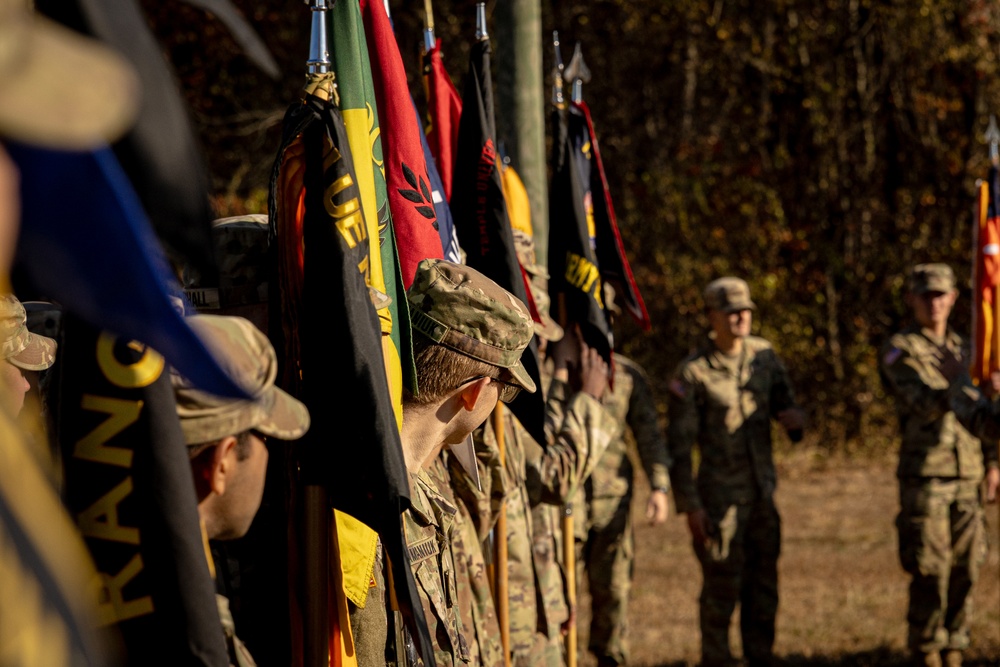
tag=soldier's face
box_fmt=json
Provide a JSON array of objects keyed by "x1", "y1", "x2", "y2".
[
  {"x1": 710, "y1": 308, "x2": 752, "y2": 340},
  {"x1": 910, "y1": 289, "x2": 956, "y2": 330},
  {"x1": 213, "y1": 432, "x2": 269, "y2": 540},
  {"x1": 0, "y1": 360, "x2": 29, "y2": 415}
]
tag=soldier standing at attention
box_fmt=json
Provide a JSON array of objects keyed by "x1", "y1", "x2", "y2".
[
  {"x1": 879, "y1": 264, "x2": 1000, "y2": 667},
  {"x1": 573, "y1": 285, "x2": 672, "y2": 667},
  {"x1": 395, "y1": 258, "x2": 537, "y2": 667},
  {"x1": 172, "y1": 314, "x2": 311, "y2": 667},
  {"x1": 667, "y1": 277, "x2": 805, "y2": 667}
]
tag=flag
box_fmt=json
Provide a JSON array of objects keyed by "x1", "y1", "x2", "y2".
[
  {"x1": 547, "y1": 103, "x2": 614, "y2": 362},
  {"x1": 417, "y1": 102, "x2": 461, "y2": 263},
  {"x1": 450, "y1": 37, "x2": 545, "y2": 445},
  {"x1": 330, "y1": 0, "x2": 414, "y2": 406},
  {"x1": 423, "y1": 38, "x2": 462, "y2": 203},
  {"x1": 575, "y1": 100, "x2": 651, "y2": 330},
  {"x1": 55, "y1": 314, "x2": 229, "y2": 666},
  {"x1": 267, "y1": 86, "x2": 433, "y2": 664},
  {"x1": 37, "y1": 0, "x2": 218, "y2": 279},
  {"x1": 972, "y1": 165, "x2": 1000, "y2": 384},
  {"x1": 9, "y1": 143, "x2": 246, "y2": 399},
  {"x1": 359, "y1": 0, "x2": 444, "y2": 288},
  {"x1": 501, "y1": 162, "x2": 534, "y2": 238}
]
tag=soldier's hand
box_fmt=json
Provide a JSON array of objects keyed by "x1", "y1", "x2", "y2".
[
  {"x1": 646, "y1": 490, "x2": 670, "y2": 525},
  {"x1": 988, "y1": 372, "x2": 1000, "y2": 398},
  {"x1": 579, "y1": 345, "x2": 609, "y2": 400},
  {"x1": 686, "y1": 508, "x2": 711, "y2": 544},
  {"x1": 937, "y1": 348, "x2": 968, "y2": 384},
  {"x1": 777, "y1": 407, "x2": 806, "y2": 432},
  {"x1": 986, "y1": 466, "x2": 1000, "y2": 503},
  {"x1": 560, "y1": 604, "x2": 576, "y2": 637}
]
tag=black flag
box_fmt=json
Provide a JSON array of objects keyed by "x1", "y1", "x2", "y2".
[
  {"x1": 56, "y1": 315, "x2": 229, "y2": 666},
  {"x1": 548, "y1": 103, "x2": 614, "y2": 361},
  {"x1": 450, "y1": 38, "x2": 546, "y2": 445},
  {"x1": 268, "y1": 89, "x2": 433, "y2": 661}
]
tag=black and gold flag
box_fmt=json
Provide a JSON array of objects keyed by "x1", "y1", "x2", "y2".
[{"x1": 56, "y1": 315, "x2": 229, "y2": 666}]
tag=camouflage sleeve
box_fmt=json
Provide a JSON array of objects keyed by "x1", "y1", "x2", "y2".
[
  {"x1": 624, "y1": 362, "x2": 671, "y2": 492},
  {"x1": 879, "y1": 339, "x2": 953, "y2": 423},
  {"x1": 767, "y1": 350, "x2": 800, "y2": 418},
  {"x1": 545, "y1": 377, "x2": 571, "y2": 442},
  {"x1": 948, "y1": 380, "x2": 1000, "y2": 464},
  {"x1": 526, "y1": 392, "x2": 617, "y2": 506},
  {"x1": 667, "y1": 362, "x2": 701, "y2": 514}
]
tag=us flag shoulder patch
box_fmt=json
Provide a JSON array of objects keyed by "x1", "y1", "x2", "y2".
[
  {"x1": 669, "y1": 378, "x2": 687, "y2": 398},
  {"x1": 883, "y1": 347, "x2": 903, "y2": 367}
]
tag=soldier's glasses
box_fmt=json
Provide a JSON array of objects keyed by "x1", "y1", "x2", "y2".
[{"x1": 456, "y1": 373, "x2": 522, "y2": 404}]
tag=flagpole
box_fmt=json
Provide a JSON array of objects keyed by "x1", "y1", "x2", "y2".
[
  {"x1": 423, "y1": 0, "x2": 435, "y2": 52},
  {"x1": 303, "y1": 4, "x2": 332, "y2": 666}
]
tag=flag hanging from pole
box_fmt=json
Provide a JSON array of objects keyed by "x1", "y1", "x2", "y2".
[
  {"x1": 423, "y1": 38, "x2": 462, "y2": 204},
  {"x1": 575, "y1": 100, "x2": 651, "y2": 330},
  {"x1": 972, "y1": 165, "x2": 1000, "y2": 385},
  {"x1": 268, "y1": 84, "x2": 433, "y2": 665},
  {"x1": 330, "y1": 0, "x2": 414, "y2": 404},
  {"x1": 359, "y1": 0, "x2": 444, "y2": 288},
  {"x1": 547, "y1": 103, "x2": 614, "y2": 362},
  {"x1": 450, "y1": 36, "x2": 545, "y2": 446}
]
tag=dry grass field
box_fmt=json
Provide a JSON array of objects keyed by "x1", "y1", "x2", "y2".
[{"x1": 575, "y1": 451, "x2": 1000, "y2": 666}]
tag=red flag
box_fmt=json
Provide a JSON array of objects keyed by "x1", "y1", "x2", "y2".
[
  {"x1": 973, "y1": 166, "x2": 1000, "y2": 384},
  {"x1": 360, "y1": 0, "x2": 444, "y2": 288},
  {"x1": 423, "y1": 39, "x2": 462, "y2": 203}
]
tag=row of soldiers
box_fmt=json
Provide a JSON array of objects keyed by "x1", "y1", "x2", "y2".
[{"x1": 4, "y1": 6, "x2": 1000, "y2": 667}]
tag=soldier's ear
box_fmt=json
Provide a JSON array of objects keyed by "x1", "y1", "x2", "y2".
[{"x1": 457, "y1": 377, "x2": 491, "y2": 411}]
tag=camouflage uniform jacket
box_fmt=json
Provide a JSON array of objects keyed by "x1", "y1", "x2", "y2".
[
  {"x1": 570, "y1": 354, "x2": 671, "y2": 537},
  {"x1": 879, "y1": 325, "x2": 999, "y2": 480},
  {"x1": 403, "y1": 471, "x2": 471, "y2": 666},
  {"x1": 668, "y1": 335, "x2": 798, "y2": 514},
  {"x1": 478, "y1": 387, "x2": 617, "y2": 648},
  {"x1": 427, "y1": 455, "x2": 504, "y2": 667}
]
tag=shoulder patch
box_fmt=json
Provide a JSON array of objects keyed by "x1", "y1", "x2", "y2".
[
  {"x1": 883, "y1": 347, "x2": 902, "y2": 367},
  {"x1": 669, "y1": 378, "x2": 687, "y2": 398}
]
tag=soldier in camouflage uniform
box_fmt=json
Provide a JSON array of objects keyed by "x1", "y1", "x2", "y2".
[
  {"x1": 171, "y1": 314, "x2": 312, "y2": 667},
  {"x1": 879, "y1": 264, "x2": 1000, "y2": 667},
  {"x1": 573, "y1": 287, "x2": 671, "y2": 667},
  {"x1": 395, "y1": 258, "x2": 537, "y2": 667},
  {"x1": 668, "y1": 277, "x2": 805, "y2": 667},
  {"x1": 0, "y1": 294, "x2": 57, "y2": 416}
]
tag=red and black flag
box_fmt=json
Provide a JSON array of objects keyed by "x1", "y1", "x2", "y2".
[
  {"x1": 575, "y1": 101, "x2": 650, "y2": 330},
  {"x1": 548, "y1": 101, "x2": 614, "y2": 361},
  {"x1": 56, "y1": 315, "x2": 229, "y2": 666},
  {"x1": 449, "y1": 36, "x2": 545, "y2": 445},
  {"x1": 268, "y1": 82, "x2": 433, "y2": 662}
]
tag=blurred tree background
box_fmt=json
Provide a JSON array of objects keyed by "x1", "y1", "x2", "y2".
[{"x1": 141, "y1": 0, "x2": 1000, "y2": 453}]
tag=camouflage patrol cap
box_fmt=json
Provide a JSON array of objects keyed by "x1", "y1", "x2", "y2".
[
  {"x1": 528, "y1": 277, "x2": 564, "y2": 342},
  {"x1": 908, "y1": 263, "x2": 955, "y2": 294},
  {"x1": 171, "y1": 315, "x2": 310, "y2": 445},
  {"x1": 704, "y1": 277, "x2": 756, "y2": 313},
  {"x1": 0, "y1": 294, "x2": 56, "y2": 371},
  {"x1": 512, "y1": 229, "x2": 548, "y2": 279},
  {"x1": 408, "y1": 259, "x2": 537, "y2": 393}
]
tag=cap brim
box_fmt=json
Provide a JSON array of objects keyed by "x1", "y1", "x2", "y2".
[
  {"x1": 507, "y1": 360, "x2": 537, "y2": 394},
  {"x1": 8, "y1": 332, "x2": 56, "y2": 371},
  {"x1": 0, "y1": 13, "x2": 139, "y2": 150},
  {"x1": 722, "y1": 300, "x2": 756, "y2": 313},
  {"x1": 253, "y1": 386, "x2": 310, "y2": 441}
]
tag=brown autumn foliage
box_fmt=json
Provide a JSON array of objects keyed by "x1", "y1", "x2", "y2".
[{"x1": 140, "y1": 0, "x2": 1000, "y2": 453}]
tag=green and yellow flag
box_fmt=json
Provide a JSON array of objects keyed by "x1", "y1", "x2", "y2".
[{"x1": 329, "y1": 0, "x2": 414, "y2": 420}]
